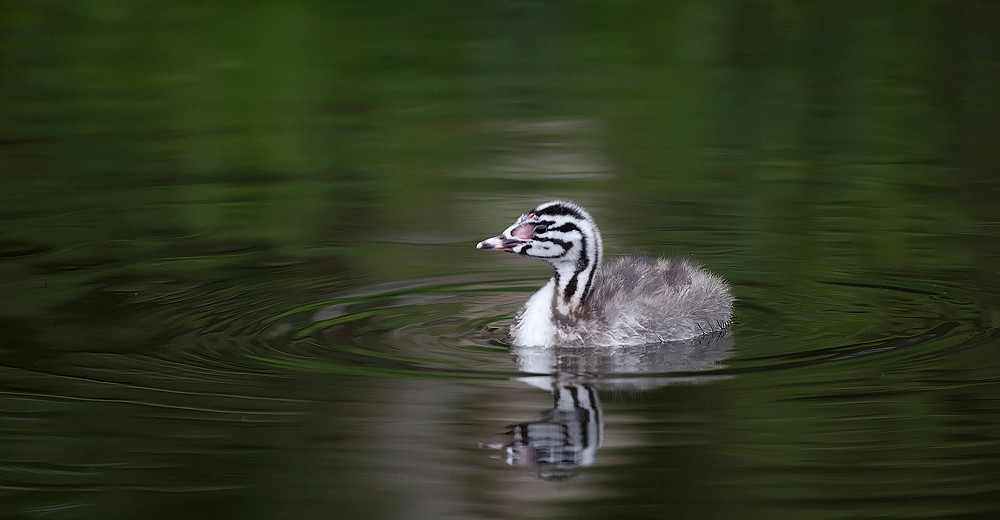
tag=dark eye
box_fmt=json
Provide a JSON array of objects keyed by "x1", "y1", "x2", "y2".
[{"x1": 533, "y1": 224, "x2": 547, "y2": 235}]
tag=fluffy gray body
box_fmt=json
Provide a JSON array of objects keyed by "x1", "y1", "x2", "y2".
[
  {"x1": 478, "y1": 201, "x2": 733, "y2": 347},
  {"x1": 511, "y1": 256, "x2": 732, "y2": 347}
]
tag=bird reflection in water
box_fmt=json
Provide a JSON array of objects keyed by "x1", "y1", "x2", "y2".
[
  {"x1": 483, "y1": 330, "x2": 733, "y2": 480},
  {"x1": 484, "y1": 382, "x2": 602, "y2": 481}
]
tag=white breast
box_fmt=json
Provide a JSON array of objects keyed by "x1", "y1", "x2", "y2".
[{"x1": 510, "y1": 279, "x2": 557, "y2": 348}]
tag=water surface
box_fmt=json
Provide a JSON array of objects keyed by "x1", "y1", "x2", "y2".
[{"x1": 3, "y1": 2, "x2": 1000, "y2": 519}]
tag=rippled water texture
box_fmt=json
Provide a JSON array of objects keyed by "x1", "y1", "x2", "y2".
[{"x1": 3, "y1": 2, "x2": 1000, "y2": 520}]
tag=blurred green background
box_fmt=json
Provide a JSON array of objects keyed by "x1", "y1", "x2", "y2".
[{"x1": 3, "y1": 0, "x2": 999, "y2": 341}]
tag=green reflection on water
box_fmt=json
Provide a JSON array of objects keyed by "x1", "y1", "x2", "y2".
[{"x1": 1, "y1": 1, "x2": 1000, "y2": 519}]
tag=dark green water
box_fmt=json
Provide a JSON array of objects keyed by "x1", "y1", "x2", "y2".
[{"x1": 3, "y1": 2, "x2": 1000, "y2": 519}]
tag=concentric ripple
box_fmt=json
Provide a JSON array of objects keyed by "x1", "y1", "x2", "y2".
[
  {"x1": 11, "y1": 270, "x2": 982, "y2": 408},
  {"x1": 222, "y1": 271, "x2": 988, "y2": 383},
  {"x1": 250, "y1": 274, "x2": 538, "y2": 379}
]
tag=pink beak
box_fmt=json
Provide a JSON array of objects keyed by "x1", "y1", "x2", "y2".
[
  {"x1": 476, "y1": 234, "x2": 525, "y2": 252},
  {"x1": 477, "y1": 221, "x2": 535, "y2": 252}
]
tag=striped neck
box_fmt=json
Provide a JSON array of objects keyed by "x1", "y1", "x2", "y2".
[
  {"x1": 543, "y1": 209, "x2": 602, "y2": 317},
  {"x1": 551, "y1": 245, "x2": 600, "y2": 316}
]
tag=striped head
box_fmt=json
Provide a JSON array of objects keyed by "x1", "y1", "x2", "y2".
[{"x1": 477, "y1": 200, "x2": 603, "y2": 312}]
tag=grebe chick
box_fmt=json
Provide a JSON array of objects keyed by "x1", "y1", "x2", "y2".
[{"x1": 477, "y1": 200, "x2": 733, "y2": 347}]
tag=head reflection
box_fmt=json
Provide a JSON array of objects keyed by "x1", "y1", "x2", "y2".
[{"x1": 485, "y1": 331, "x2": 732, "y2": 480}]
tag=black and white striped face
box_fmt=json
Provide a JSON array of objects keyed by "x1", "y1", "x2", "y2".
[
  {"x1": 476, "y1": 200, "x2": 599, "y2": 267},
  {"x1": 479, "y1": 200, "x2": 605, "y2": 311}
]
